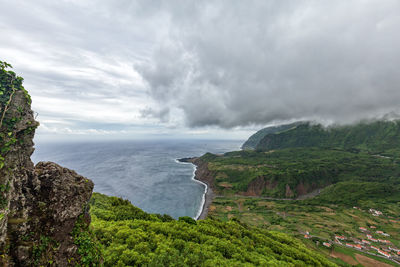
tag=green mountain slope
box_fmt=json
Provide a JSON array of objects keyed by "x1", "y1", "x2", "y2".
[
  {"x1": 309, "y1": 181, "x2": 400, "y2": 207},
  {"x1": 199, "y1": 147, "x2": 400, "y2": 200},
  {"x1": 89, "y1": 193, "x2": 336, "y2": 266},
  {"x1": 255, "y1": 120, "x2": 400, "y2": 154},
  {"x1": 241, "y1": 122, "x2": 304, "y2": 149},
  {"x1": 196, "y1": 120, "x2": 400, "y2": 266}
]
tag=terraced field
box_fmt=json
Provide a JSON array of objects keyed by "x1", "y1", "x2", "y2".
[{"x1": 209, "y1": 196, "x2": 400, "y2": 265}]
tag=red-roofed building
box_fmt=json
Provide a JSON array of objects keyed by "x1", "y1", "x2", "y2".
[
  {"x1": 335, "y1": 235, "x2": 346, "y2": 240},
  {"x1": 362, "y1": 240, "x2": 371, "y2": 245},
  {"x1": 304, "y1": 235, "x2": 311, "y2": 239},
  {"x1": 359, "y1": 227, "x2": 367, "y2": 231},
  {"x1": 371, "y1": 246, "x2": 379, "y2": 251},
  {"x1": 378, "y1": 250, "x2": 391, "y2": 258},
  {"x1": 323, "y1": 242, "x2": 331, "y2": 248}
]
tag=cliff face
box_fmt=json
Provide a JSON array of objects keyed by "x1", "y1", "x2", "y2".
[{"x1": 0, "y1": 62, "x2": 96, "y2": 266}]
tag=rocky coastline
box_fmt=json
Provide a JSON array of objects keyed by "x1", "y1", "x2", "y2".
[{"x1": 178, "y1": 157, "x2": 215, "y2": 220}]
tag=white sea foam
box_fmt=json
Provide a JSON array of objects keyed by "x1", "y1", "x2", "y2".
[{"x1": 175, "y1": 159, "x2": 207, "y2": 220}]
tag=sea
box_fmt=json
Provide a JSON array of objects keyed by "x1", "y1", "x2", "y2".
[{"x1": 32, "y1": 139, "x2": 243, "y2": 219}]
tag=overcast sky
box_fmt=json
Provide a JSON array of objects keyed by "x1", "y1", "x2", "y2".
[{"x1": 1, "y1": 0, "x2": 400, "y2": 141}]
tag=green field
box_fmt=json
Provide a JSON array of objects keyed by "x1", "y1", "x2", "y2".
[{"x1": 208, "y1": 196, "x2": 400, "y2": 266}]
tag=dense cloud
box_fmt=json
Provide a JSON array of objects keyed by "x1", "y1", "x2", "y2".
[
  {"x1": 1, "y1": 0, "x2": 400, "y2": 138},
  {"x1": 138, "y1": 1, "x2": 400, "y2": 127}
]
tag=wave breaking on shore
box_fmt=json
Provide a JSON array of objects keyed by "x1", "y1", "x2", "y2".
[{"x1": 175, "y1": 158, "x2": 207, "y2": 220}]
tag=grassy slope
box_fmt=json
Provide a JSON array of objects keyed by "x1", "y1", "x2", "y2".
[
  {"x1": 200, "y1": 148, "x2": 400, "y2": 200},
  {"x1": 241, "y1": 122, "x2": 303, "y2": 149},
  {"x1": 208, "y1": 197, "x2": 400, "y2": 266},
  {"x1": 203, "y1": 122, "x2": 400, "y2": 266},
  {"x1": 255, "y1": 120, "x2": 400, "y2": 154},
  {"x1": 89, "y1": 193, "x2": 336, "y2": 266}
]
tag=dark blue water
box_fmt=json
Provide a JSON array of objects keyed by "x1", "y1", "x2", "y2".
[{"x1": 32, "y1": 139, "x2": 242, "y2": 219}]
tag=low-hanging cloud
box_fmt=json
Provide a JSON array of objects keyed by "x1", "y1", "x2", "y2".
[{"x1": 138, "y1": 0, "x2": 400, "y2": 128}]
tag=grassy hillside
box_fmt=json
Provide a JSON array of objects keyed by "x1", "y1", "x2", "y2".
[
  {"x1": 208, "y1": 196, "x2": 400, "y2": 266},
  {"x1": 196, "y1": 121, "x2": 400, "y2": 266},
  {"x1": 310, "y1": 181, "x2": 400, "y2": 207},
  {"x1": 255, "y1": 120, "x2": 400, "y2": 154},
  {"x1": 201, "y1": 121, "x2": 400, "y2": 266},
  {"x1": 89, "y1": 193, "x2": 336, "y2": 266},
  {"x1": 199, "y1": 148, "x2": 400, "y2": 200},
  {"x1": 241, "y1": 122, "x2": 303, "y2": 149}
]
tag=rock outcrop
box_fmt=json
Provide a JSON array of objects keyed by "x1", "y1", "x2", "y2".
[{"x1": 0, "y1": 62, "x2": 96, "y2": 266}]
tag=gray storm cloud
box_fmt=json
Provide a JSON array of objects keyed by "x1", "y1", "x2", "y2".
[{"x1": 138, "y1": 0, "x2": 400, "y2": 128}]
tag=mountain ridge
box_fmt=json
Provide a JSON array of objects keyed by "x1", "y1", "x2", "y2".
[
  {"x1": 241, "y1": 122, "x2": 304, "y2": 149},
  {"x1": 255, "y1": 120, "x2": 400, "y2": 154}
]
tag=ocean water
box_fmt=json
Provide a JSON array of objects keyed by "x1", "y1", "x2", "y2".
[{"x1": 32, "y1": 139, "x2": 242, "y2": 219}]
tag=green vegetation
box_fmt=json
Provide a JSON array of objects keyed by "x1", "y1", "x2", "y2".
[
  {"x1": 72, "y1": 215, "x2": 102, "y2": 266},
  {"x1": 32, "y1": 235, "x2": 57, "y2": 266},
  {"x1": 209, "y1": 196, "x2": 400, "y2": 242},
  {"x1": 202, "y1": 121, "x2": 400, "y2": 265},
  {"x1": 242, "y1": 122, "x2": 303, "y2": 149},
  {"x1": 255, "y1": 121, "x2": 400, "y2": 155},
  {"x1": 0, "y1": 61, "x2": 36, "y2": 209},
  {"x1": 90, "y1": 193, "x2": 336, "y2": 266},
  {"x1": 310, "y1": 181, "x2": 400, "y2": 208},
  {"x1": 331, "y1": 246, "x2": 398, "y2": 266},
  {"x1": 209, "y1": 196, "x2": 400, "y2": 266},
  {"x1": 200, "y1": 147, "x2": 400, "y2": 201}
]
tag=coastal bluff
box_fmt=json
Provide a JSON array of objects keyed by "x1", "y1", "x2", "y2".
[
  {"x1": 0, "y1": 62, "x2": 96, "y2": 266},
  {"x1": 178, "y1": 157, "x2": 214, "y2": 219}
]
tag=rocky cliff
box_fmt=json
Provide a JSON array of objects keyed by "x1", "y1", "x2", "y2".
[{"x1": 0, "y1": 61, "x2": 98, "y2": 266}]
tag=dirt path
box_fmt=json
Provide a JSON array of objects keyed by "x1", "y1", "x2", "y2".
[{"x1": 296, "y1": 188, "x2": 321, "y2": 200}]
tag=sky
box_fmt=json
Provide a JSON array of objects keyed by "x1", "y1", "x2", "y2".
[{"x1": 1, "y1": 0, "x2": 400, "y2": 141}]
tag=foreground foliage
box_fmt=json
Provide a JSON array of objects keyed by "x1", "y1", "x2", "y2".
[{"x1": 89, "y1": 193, "x2": 335, "y2": 266}]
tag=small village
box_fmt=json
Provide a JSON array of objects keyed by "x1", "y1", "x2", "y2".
[{"x1": 303, "y1": 207, "x2": 400, "y2": 265}]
